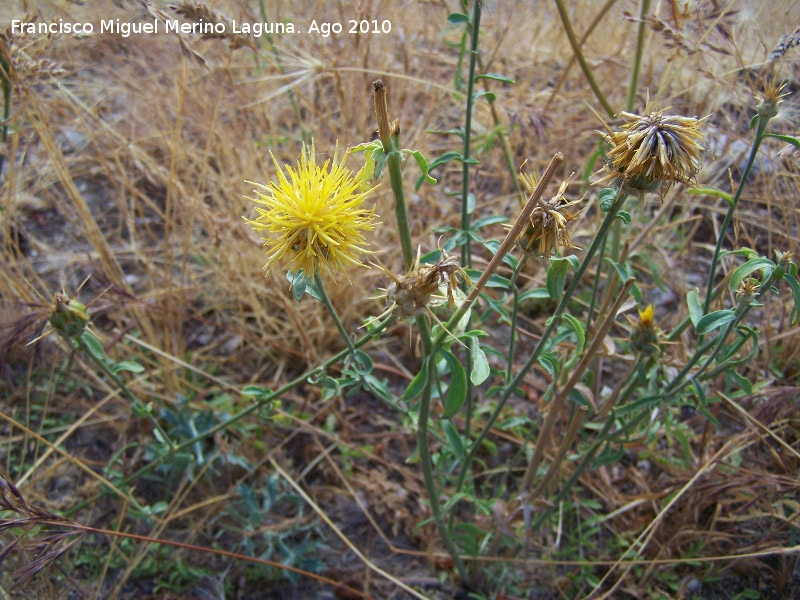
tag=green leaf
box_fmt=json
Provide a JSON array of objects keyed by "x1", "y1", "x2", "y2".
[
  {"x1": 470, "y1": 341, "x2": 490, "y2": 386},
  {"x1": 546, "y1": 257, "x2": 570, "y2": 299},
  {"x1": 727, "y1": 369, "x2": 753, "y2": 394},
  {"x1": 241, "y1": 385, "x2": 270, "y2": 401},
  {"x1": 439, "y1": 349, "x2": 467, "y2": 418},
  {"x1": 402, "y1": 148, "x2": 437, "y2": 189},
  {"x1": 472, "y1": 90, "x2": 496, "y2": 103},
  {"x1": 472, "y1": 215, "x2": 508, "y2": 229},
  {"x1": 595, "y1": 442, "x2": 625, "y2": 466},
  {"x1": 729, "y1": 257, "x2": 775, "y2": 292},
  {"x1": 749, "y1": 113, "x2": 760, "y2": 130},
  {"x1": 400, "y1": 358, "x2": 429, "y2": 404},
  {"x1": 599, "y1": 188, "x2": 618, "y2": 212},
  {"x1": 80, "y1": 332, "x2": 106, "y2": 360},
  {"x1": 562, "y1": 314, "x2": 586, "y2": 356},
  {"x1": 696, "y1": 309, "x2": 737, "y2": 334},
  {"x1": 687, "y1": 288, "x2": 703, "y2": 328},
  {"x1": 518, "y1": 288, "x2": 551, "y2": 302},
  {"x1": 349, "y1": 350, "x2": 373, "y2": 375},
  {"x1": 112, "y1": 361, "x2": 145, "y2": 374},
  {"x1": 616, "y1": 210, "x2": 631, "y2": 224},
  {"x1": 765, "y1": 133, "x2": 800, "y2": 148},
  {"x1": 784, "y1": 274, "x2": 800, "y2": 324},
  {"x1": 447, "y1": 12, "x2": 470, "y2": 23},
  {"x1": 688, "y1": 185, "x2": 734, "y2": 207},
  {"x1": 428, "y1": 151, "x2": 479, "y2": 171},
  {"x1": 475, "y1": 72, "x2": 515, "y2": 84},
  {"x1": 442, "y1": 419, "x2": 465, "y2": 461}
]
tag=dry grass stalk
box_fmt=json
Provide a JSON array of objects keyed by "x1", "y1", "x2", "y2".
[{"x1": 0, "y1": 467, "x2": 84, "y2": 589}]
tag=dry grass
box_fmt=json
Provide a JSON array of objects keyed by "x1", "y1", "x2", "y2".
[{"x1": 2, "y1": 0, "x2": 800, "y2": 598}]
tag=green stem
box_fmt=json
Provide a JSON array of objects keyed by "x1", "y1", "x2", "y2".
[
  {"x1": 553, "y1": 0, "x2": 615, "y2": 118},
  {"x1": 314, "y1": 273, "x2": 359, "y2": 363},
  {"x1": 584, "y1": 233, "x2": 607, "y2": 332},
  {"x1": 506, "y1": 254, "x2": 529, "y2": 382},
  {"x1": 74, "y1": 336, "x2": 174, "y2": 447},
  {"x1": 626, "y1": 0, "x2": 651, "y2": 112},
  {"x1": 373, "y1": 80, "x2": 415, "y2": 270},
  {"x1": 703, "y1": 114, "x2": 771, "y2": 313},
  {"x1": 460, "y1": 0, "x2": 482, "y2": 270},
  {"x1": 103, "y1": 320, "x2": 390, "y2": 493},
  {"x1": 455, "y1": 189, "x2": 629, "y2": 492},
  {"x1": 416, "y1": 353, "x2": 469, "y2": 582}
]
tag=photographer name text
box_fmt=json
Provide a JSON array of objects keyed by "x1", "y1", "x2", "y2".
[{"x1": 11, "y1": 18, "x2": 392, "y2": 38}]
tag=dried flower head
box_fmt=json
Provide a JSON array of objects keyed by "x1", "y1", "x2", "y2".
[
  {"x1": 244, "y1": 141, "x2": 379, "y2": 281},
  {"x1": 596, "y1": 108, "x2": 707, "y2": 200},
  {"x1": 376, "y1": 247, "x2": 469, "y2": 321},
  {"x1": 514, "y1": 169, "x2": 582, "y2": 257}
]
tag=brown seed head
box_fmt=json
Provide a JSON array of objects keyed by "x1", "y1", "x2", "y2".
[
  {"x1": 515, "y1": 171, "x2": 582, "y2": 257},
  {"x1": 596, "y1": 109, "x2": 707, "y2": 200}
]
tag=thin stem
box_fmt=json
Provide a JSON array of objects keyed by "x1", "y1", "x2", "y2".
[
  {"x1": 584, "y1": 233, "x2": 608, "y2": 332},
  {"x1": 314, "y1": 273, "x2": 358, "y2": 361},
  {"x1": 74, "y1": 336, "x2": 174, "y2": 447},
  {"x1": 373, "y1": 80, "x2": 415, "y2": 270},
  {"x1": 456, "y1": 189, "x2": 630, "y2": 493},
  {"x1": 460, "y1": 0, "x2": 482, "y2": 270},
  {"x1": 521, "y1": 277, "x2": 634, "y2": 494},
  {"x1": 626, "y1": 0, "x2": 651, "y2": 112},
  {"x1": 458, "y1": 0, "x2": 482, "y2": 447},
  {"x1": 416, "y1": 356, "x2": 469, "y2": 582},
  {"x1": 703, "y1": 115, "x2": 771, "y2": 313},
  {"x1": 553, "y1": 0, "x2": 615, "y2": 118},
  {"x1": 437, "y1": 153, "x2": 565, "y2": 346},
  {"x1": 506, "y1": 254, "x2": 529, "y2": 382}
]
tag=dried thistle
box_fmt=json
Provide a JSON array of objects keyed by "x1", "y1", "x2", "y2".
[
  {"x1": 513, "y1": 168, "x2": 582, "y2": 257},
  {"x1": 375, "y1": 246, "x2": 469, "y2": 321},
  {"x1": 595, "y1": 108, "x2": 707, "y2": 201}
]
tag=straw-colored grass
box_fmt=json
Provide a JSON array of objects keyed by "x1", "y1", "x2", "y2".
[{"x1": 2, "y1": 1, "x2": 800, "y2": 598}]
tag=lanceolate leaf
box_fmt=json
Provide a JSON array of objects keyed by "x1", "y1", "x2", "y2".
[
  {"x1": 439, "y1": 349, "x2": 467, "y2": 418},
  {"x1": 696, "y1": 310, "x2": 737, "y2": 335}
]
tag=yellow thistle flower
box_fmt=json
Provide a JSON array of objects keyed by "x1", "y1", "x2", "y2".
[
  {"x1": 244, "y1": 141, "x2": 378, "y2": 280},
  {"x1": 629, "y1": 304, "x2": 661, "y2": 357},
  {"x1": 514, "y1": 169, "x2": 582, "y2": 257},
  {"x1": 596, "y1": 108, "x2": 707, "y2": 200}
]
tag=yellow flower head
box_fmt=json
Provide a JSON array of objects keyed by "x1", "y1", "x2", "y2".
[
  {"x1": 596, "y1": 108, "x2": 707, "y2": 200},
  {"x1": 630, "y1": 304, "x2": 661, "y2": 357},
  {"x1": 244, "y1": 141, "x2": 378, "y2": 280}
]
